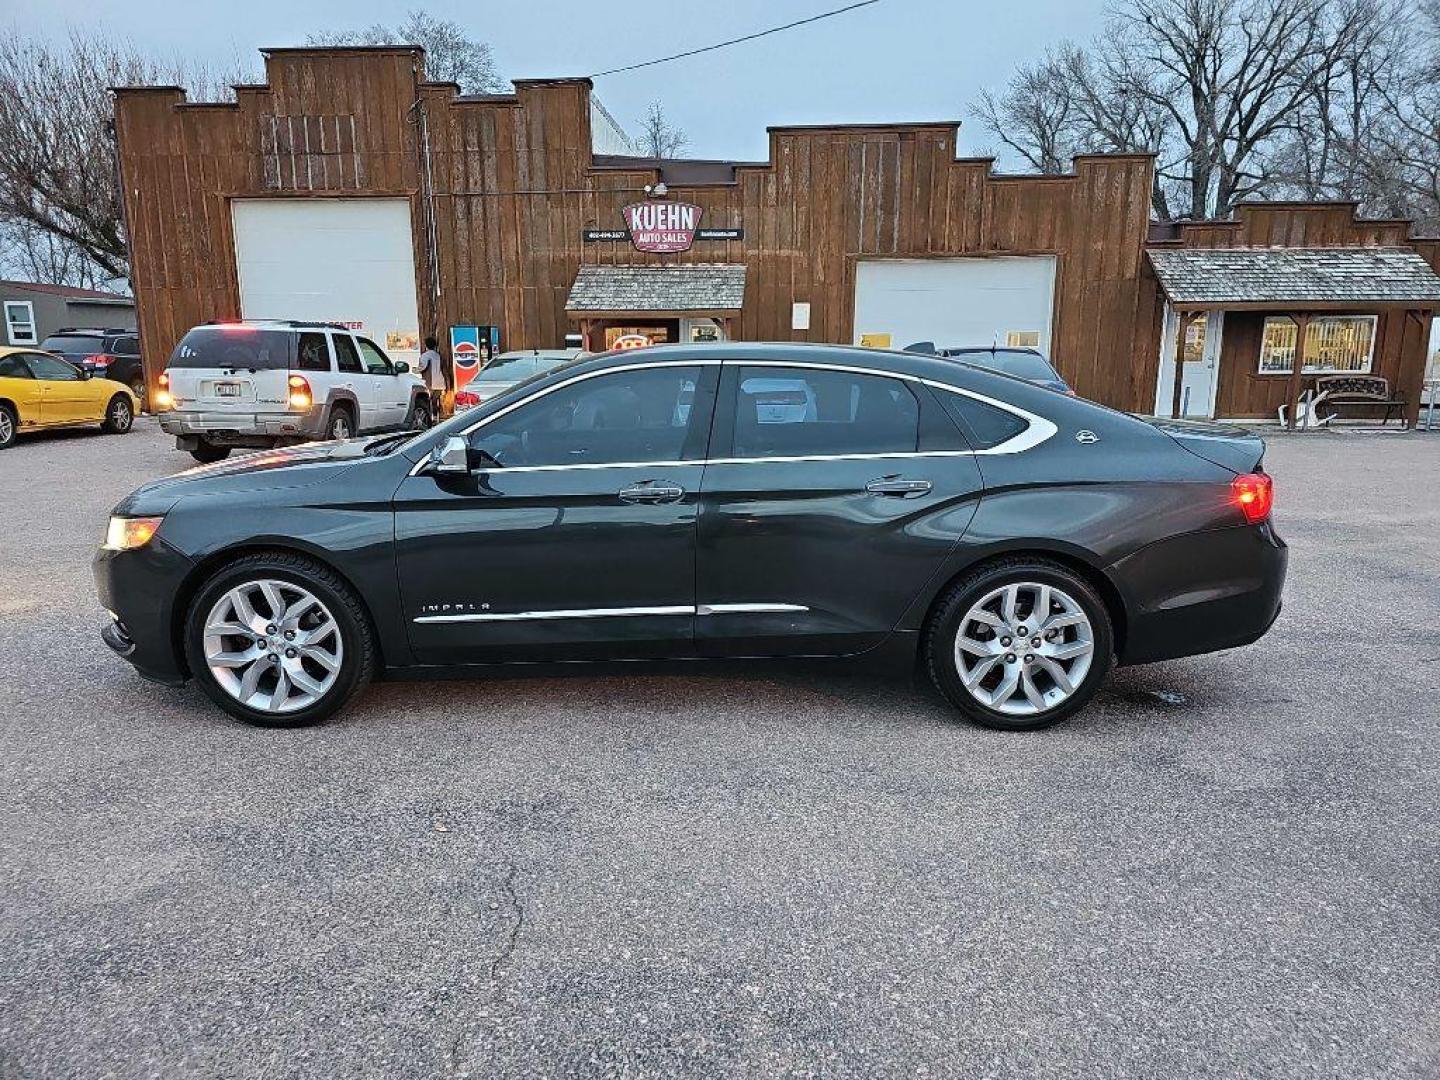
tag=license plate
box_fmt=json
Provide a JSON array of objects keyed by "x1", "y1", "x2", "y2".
[{"x1": 215, "y1": 383, "x2": 240, "y2": 397}]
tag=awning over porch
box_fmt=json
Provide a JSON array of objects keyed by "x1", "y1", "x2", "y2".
[
  {"x1": 565, "y1": 263, "x2": 747, "y2": 319},
  {"x1": 1147, "y1": 247, "x2": 1440, "y2": 311}
]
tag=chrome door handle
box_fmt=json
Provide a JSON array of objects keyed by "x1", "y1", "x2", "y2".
[
  {"x1": 618, "y1": 480, "x2": 686, "y2": 504},
  {"x1": 866, "y1": 476, "x2": 932, "y2": 497}
]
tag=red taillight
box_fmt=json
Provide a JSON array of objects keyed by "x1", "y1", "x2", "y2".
[
  {"x1": 154, "y1": 371, "x2": 173, "y2": 409},
  {"x1": 85, "y1": 353, "x2": 114, "y2": 370},
  {"x1": 287, "y1": 374, "x2": 312, "y2": 410},
  {"x1": 1232, "y1": 472, "x2": 1273, "y2": 524}
]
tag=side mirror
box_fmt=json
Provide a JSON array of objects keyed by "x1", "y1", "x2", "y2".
[
  {"x1": 393, "y1": 361, "x2": 410, "y2": 374},
  {"x1": 424, "y1": 435, "x2": 470, "y2": 476},
  {"x1": 78, "y1": 369, "x2": 92, "y2": 380}
]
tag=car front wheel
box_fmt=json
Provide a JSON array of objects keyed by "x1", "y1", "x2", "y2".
[
  {"x1": 183, "y1": 553, "x2": 377, "y2": 727},
  {"x1": 0, "y1": 403, "x2": 16, "y2": 449},
  {"x1": 925, "y1": 558, "x2": 1114, "y2": 731}
]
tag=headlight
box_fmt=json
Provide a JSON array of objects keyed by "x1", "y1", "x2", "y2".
[{"x1": 104, "y1": 515, "x2": 163, "y2": 551}]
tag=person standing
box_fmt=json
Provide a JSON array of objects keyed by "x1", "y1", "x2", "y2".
[{"x1": 417, "y1": 336, "x2": 450, "y2": 419}]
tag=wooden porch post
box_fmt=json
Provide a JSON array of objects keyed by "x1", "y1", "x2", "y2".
[
  {"x1": 1170, "y1": 309, "x2": 1191, "y2": 418},
  {"x1": 1286, "y1": 313, "x2": 1311, "y2": 431},
  {"x1": 722, "y1": 316, "x2": 735, "y2": 341},
  {"x1": 580, "y1": 319, "x2": 593, "y2": 352}
]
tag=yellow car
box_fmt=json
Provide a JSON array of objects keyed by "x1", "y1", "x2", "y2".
[{"x1": 0, "y1": 346, "x2": 139, "y2": 450}]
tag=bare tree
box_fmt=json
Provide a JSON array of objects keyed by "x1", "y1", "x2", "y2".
[
  {"x1": 972, "y1": 0, "x2": 1394, "y2": 220},
  {"x1": 0, "y1": 29, "x2": 255, "y2": 288},
  {"x1": 974, "y1": 51, "x2": 1078, "y2": 174},
  {"x1": 637, "y1": 101, "x2": 688, "y2": 159},
  {"x1": 308, "y1": 10, "x2": 502, "y2": 93}
]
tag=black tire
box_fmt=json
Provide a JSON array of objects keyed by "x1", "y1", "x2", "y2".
[
  {"x1": 189, "y1": 439, "x2": 231, "y2": 463},
  {"x1": 101, "y1": 393, "x2": 134, "y2": 434},
  {"x1": 326, "y1": 405, "x2": 355, "y2": 440},
  {"x1": 0, "y1": 402, "x2": 17, "y2": 449},
  {"x1": 182, "y1": 551, "x2": 378, "y2": 728},
  {"x1": 924, "y1": 557, "x2": 1114, "y2": 731},
  {"x1": 408, "y1": 396, "x2": 432, "y2": 430}
]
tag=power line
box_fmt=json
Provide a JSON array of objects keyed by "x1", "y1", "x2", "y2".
[{"x1": 586, "y1": 0, "x2": 884, "y2": 79}]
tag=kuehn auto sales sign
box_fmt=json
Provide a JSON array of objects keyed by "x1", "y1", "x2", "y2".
[
  {"x1": 623, "y1": 201, "x2": 702, "y2": 253},
  {"x1": 583, "y1": 202, "x2": 743, "y2": 251}
]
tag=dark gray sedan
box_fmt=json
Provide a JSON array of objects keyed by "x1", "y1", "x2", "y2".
[{"x1": 95, "y1": 342, "x2": 1285, "y2": 731}]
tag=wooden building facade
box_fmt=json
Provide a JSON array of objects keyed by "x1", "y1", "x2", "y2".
[{"x1": 114, "y1": 46, "x2": 1439, "y2": 421}]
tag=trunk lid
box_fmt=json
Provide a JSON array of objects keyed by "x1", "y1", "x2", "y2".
[{"x1": 1135, "y1": 415, "x2": 1266, "y2": 474}]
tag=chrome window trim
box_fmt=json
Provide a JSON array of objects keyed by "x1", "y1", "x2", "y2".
[
  {"x1": 414, "y1": 601, "x2": 809, "y2": 624},
  {"x1": 407, "y1": 354, "x2": 1056, "y2": 477}
]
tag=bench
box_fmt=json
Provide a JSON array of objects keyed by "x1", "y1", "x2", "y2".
[{"x1": 1313, "y1": 374, "x2": 1408, "y2": 427}]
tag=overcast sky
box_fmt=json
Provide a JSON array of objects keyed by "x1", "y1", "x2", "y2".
[{"x1": 6, "y1": 0, "x2": 1108, "y2": 162}]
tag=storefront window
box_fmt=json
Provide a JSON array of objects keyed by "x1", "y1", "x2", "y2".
[{"x1": 1258, "y1": 315, "x2": 1376, "y2": 374}]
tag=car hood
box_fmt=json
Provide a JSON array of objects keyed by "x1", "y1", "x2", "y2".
[
  {"x1": 113, "y1": 439, "x2": 370, "y2": 516},
  {"x1": 1134, "y1": 415, "x2": 1265, "y2": 473}
]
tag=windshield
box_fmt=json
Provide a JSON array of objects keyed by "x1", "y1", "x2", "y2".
[
  {"x1": 167, "y1": 327, "x2": 292, "y2": 371},
  {"x1": 948, "y1": 349, "x2": 1060, "y2": 382},
  {"x1": 474, "y1": 353, "x2": 564, "y2": 382}
]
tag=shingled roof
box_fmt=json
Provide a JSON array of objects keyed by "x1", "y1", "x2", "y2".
[
  {"x1": 566, "y1": 264, "x2": 747, "y2": 314},
  {"x1": 1147, "y1": 247, "x2": 1440, "y2": 308}
]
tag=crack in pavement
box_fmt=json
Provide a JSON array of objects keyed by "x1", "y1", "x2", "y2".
[{"x1": 448, "y1": 860, "x2": 526, "y2": 1078}]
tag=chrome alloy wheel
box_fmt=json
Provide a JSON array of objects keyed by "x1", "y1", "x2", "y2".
[
  {"x1": 110, "y1": 398, "x2": 133, "y2": 430},
  {"x1": 0, "y1": 409, "x2": 13, "y2": 443},
  {"x1": 202, "y1": 579, "x2": 343, "y2": 714},
  {"x1": 953, "y1": 581, "x2": 1095, "y2": 717}
]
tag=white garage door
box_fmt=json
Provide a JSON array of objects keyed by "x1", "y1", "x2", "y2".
[
  {"x1": 853, "y1": 256, "x2": 1057, "y2": 355},
  {"x1": 231, "y1": 198, "x2": 422, "y2": 366}
]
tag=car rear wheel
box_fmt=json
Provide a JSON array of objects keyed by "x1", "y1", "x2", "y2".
[
  {"x1": 408, "y1": 396, "x2": 432, "y2": 430},
  {"x1": 0, "y1": 403, "x2": 16, "y2": 449},
  {"x1": 183, "y1": 553, "x2": 377, "y2": 728},
  {"x1": 925, "y1": 558, "x2": 1114, "y2": 731},
  {"x1": 101, "y1": 394, "x2": 134, "y2": 434},
  {"x1": 326, "y1": 407, "x2": 354, "y2": 440},
  {"x1": 189, "y1": 439, "x2": 231, "y2": 463}
]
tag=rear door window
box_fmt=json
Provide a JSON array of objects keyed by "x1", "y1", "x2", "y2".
[
  {"x1": 295, "y1": 332, "x2": 332, "y2": 372},
  {"x1": 332, "y1": 334, "x2": 364, "y2": 375},
  {"x1": 168, "y1": 327, "x2": 292, "y2": 370},
  {"x1": 732, "y1": 366, "x2": 919, "y2": 458},
  {"x1": 112, "y1": 335, "x2": 140, "y2": 356}
]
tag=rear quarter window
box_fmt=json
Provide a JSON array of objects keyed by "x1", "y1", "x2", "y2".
[
  {"x1": 168, "y1": 327, "x2": 292, "y2": 370},
  {"x1": 940, "y1": 392, "x2": 1030, "y2": 450}
]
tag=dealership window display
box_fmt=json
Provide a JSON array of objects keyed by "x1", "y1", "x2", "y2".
[{"x1": 1258, "y1": 315, "x2": 1377, "y2": 374}]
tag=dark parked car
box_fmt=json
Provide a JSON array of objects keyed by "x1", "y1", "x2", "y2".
[
  {"x1": 906, "y1": 343, "x2": 1073, "y2": 394},
  {"x1": 95, "y1": 343, "x2": 1285, "y2": 731},
  {"x1": 40, "y1": 328, "x2": 146, "y2": 406}
]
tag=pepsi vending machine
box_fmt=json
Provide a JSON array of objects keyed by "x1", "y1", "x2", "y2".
[{"x1": 449, "y1": 325, "x2": 500, "y2": 391}]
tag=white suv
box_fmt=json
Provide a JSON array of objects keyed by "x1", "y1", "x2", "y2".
[{"x1": 157, "y1": 321, "x2": 432, "y2": 462}]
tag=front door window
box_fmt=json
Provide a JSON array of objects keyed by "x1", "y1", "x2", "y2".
[{"x1": 470, "y1": 366, "x2": 702, "y2": 467}]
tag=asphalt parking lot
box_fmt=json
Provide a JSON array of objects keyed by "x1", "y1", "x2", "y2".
[{"x1": 1, "y1": 419, "x2": 1437, "y2": 1079}]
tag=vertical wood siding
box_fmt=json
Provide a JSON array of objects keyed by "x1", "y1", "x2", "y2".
[{"x1": 115, "y1": 50, "x2": 1430, "y2": 415}]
